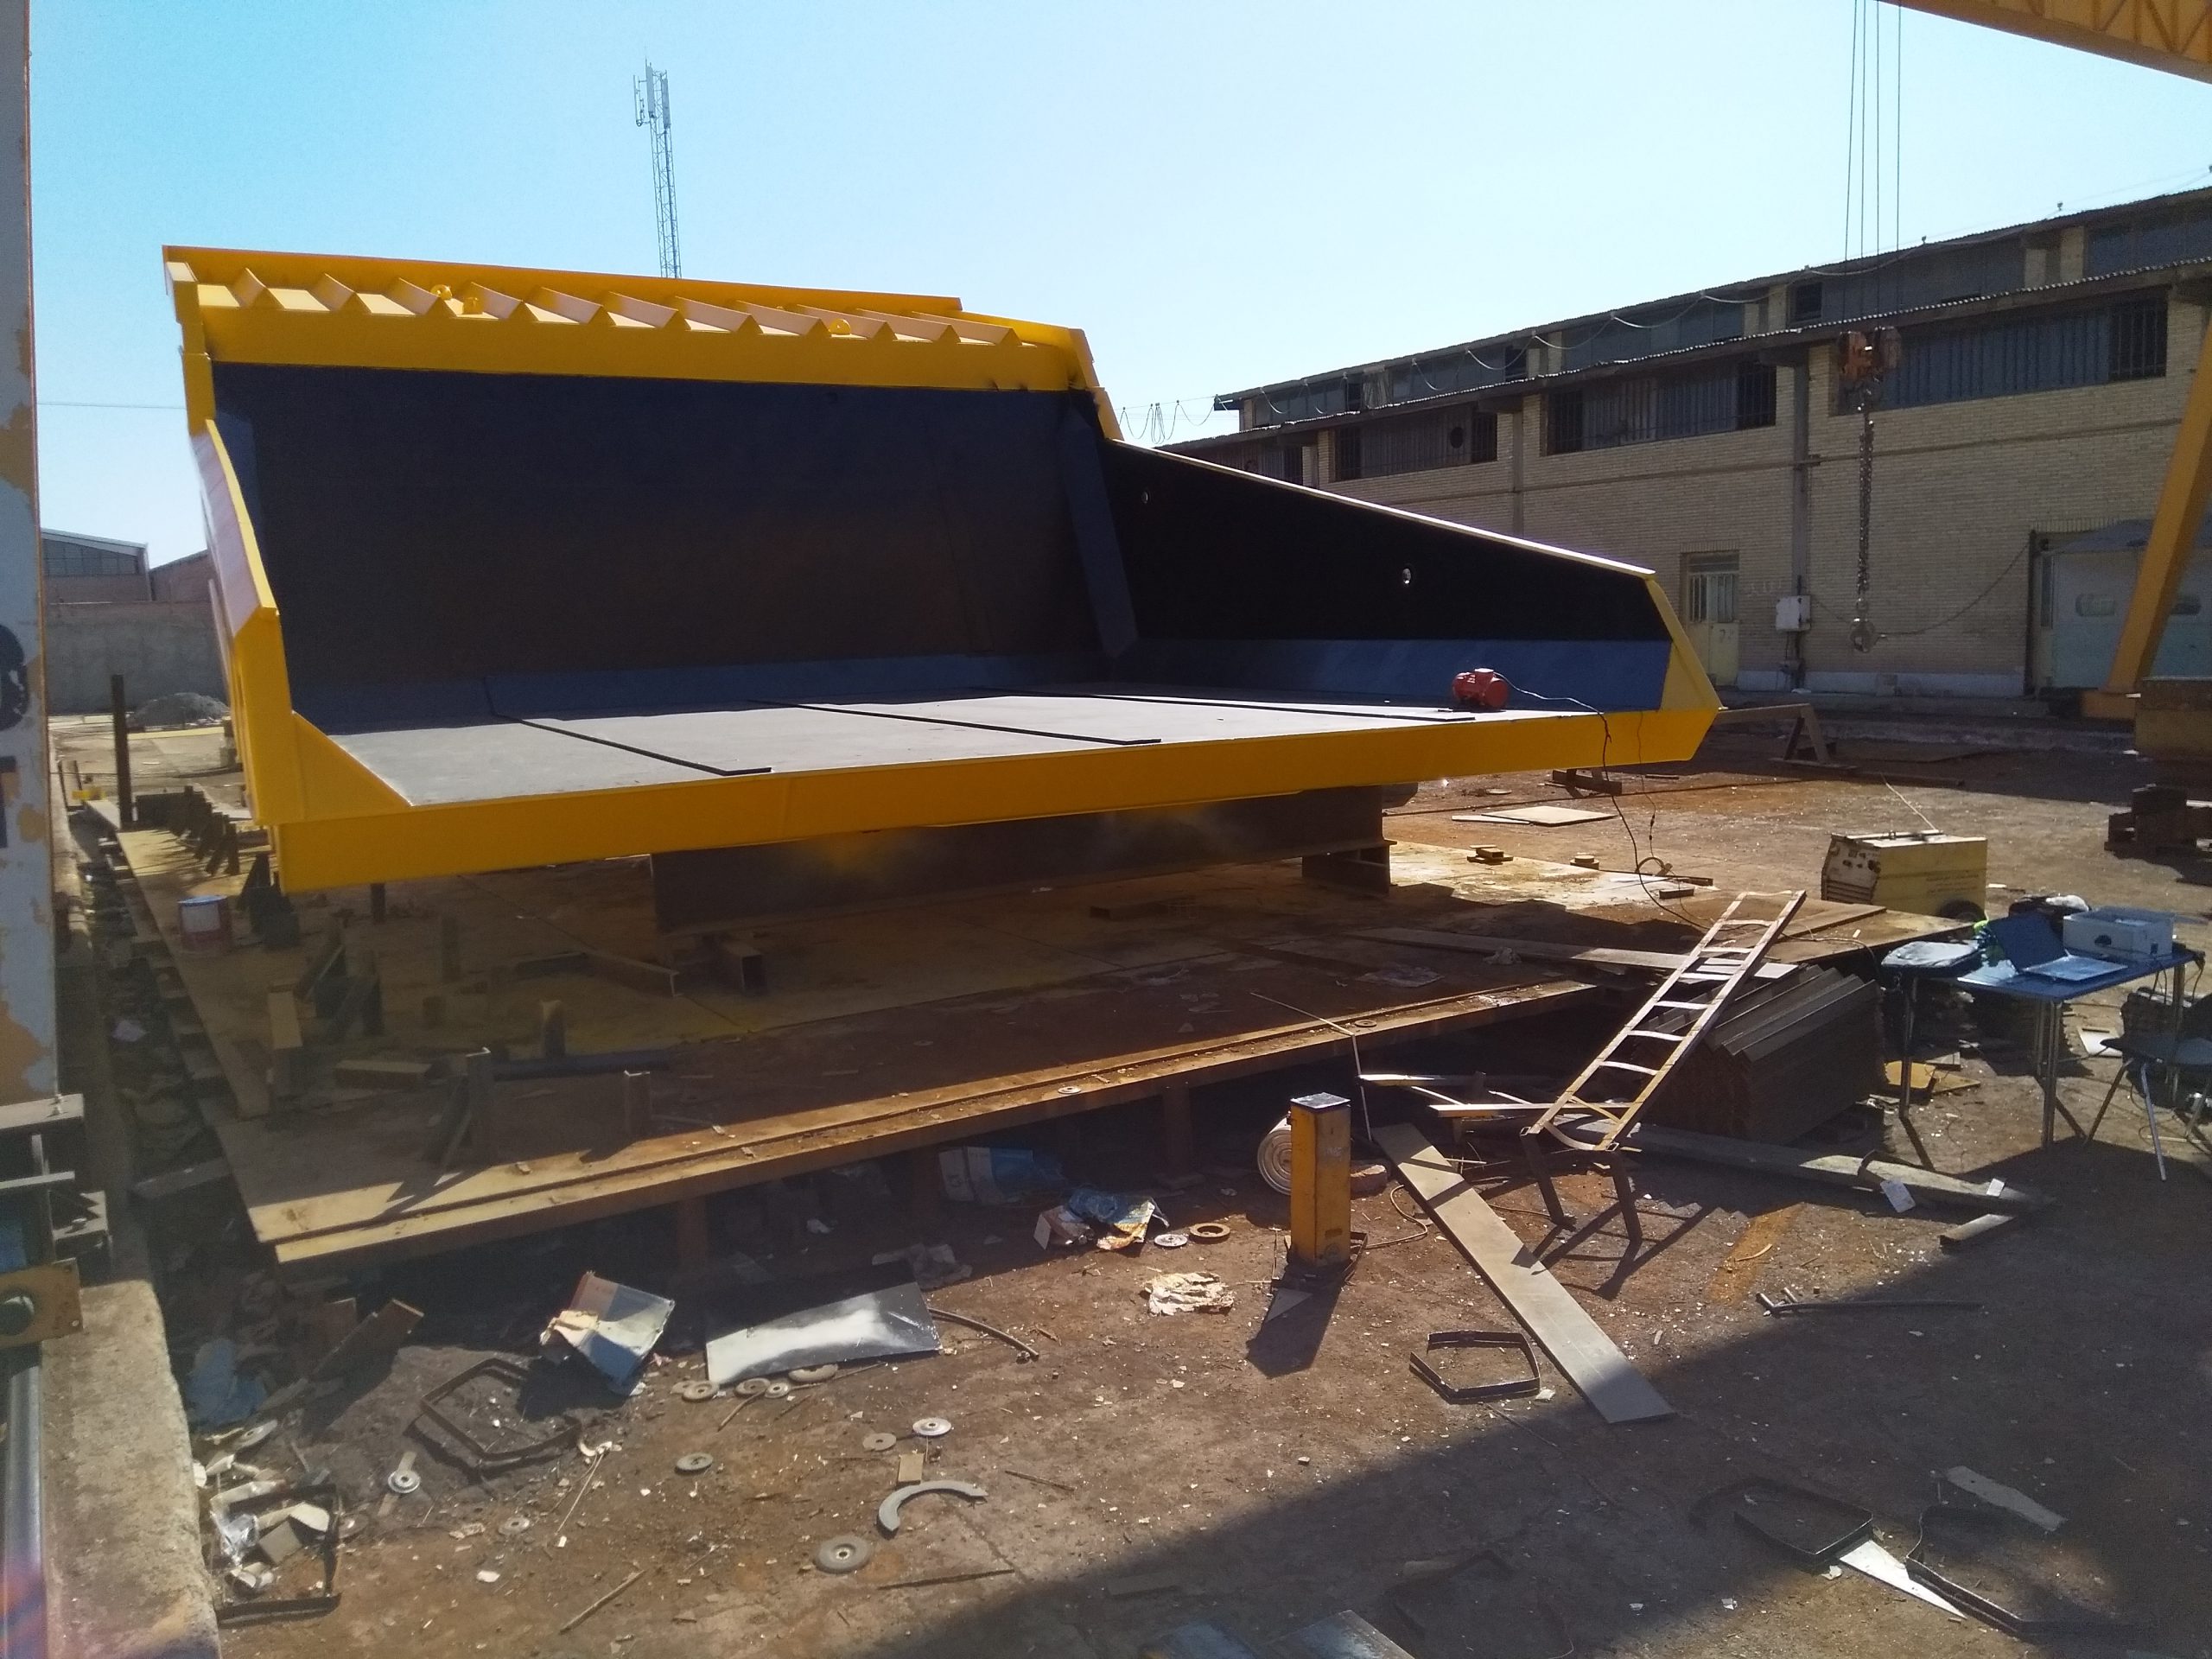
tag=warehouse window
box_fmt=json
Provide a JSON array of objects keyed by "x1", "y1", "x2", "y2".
[
  {"x1": 1334, "y1": 426, "x2": 1363, "y2": 482},
  {"x1": 1347, "y1": 406, "x2": 1498, "y2": 478},
  {"x1": 1789, "y1": 282, "x2": 1824, "y2": 325},
  {"x1": 2110, "y1": 296, "x2": 2168, "y2": 381},
  {"x1": 41, "y1": 537, "x2": 143, "y2": 579},
  {"x1": 1870, "y1": 296, "x2": 2169, "y2": 412},
  {"x1": 1735, "y1": 361, "x2": 1777, "y2": 429},
  {"x1": 1544, "y1": 388, "x2": 1585, "y2": 455},
  {"x1": 2088, "y1": 200, "x2": 2212, "y2": 277},
  {"x1": 1548, "y1": 359, "x2": 1775, "y2": 454}
]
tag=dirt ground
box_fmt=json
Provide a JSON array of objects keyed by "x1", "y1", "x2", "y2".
[{"x1": 131, "y1": 728, "x2": 2212, "y2": 1657}]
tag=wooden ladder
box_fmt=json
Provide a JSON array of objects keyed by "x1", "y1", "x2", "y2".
[{"x1": 1525, "y1": 890, "x2": 1807, "y2": 1152}]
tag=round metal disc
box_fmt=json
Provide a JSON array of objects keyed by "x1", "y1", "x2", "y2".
[
  {"x1": 677, "y1": 1381, "x2": 717, "y2": 1402},
  {"x1": 499, "y1": 1516, "x2": 532, "y2": 1538},
  {"x1": 674, "y1": 1452, "x2": 715, "y2": 1475},
  {"x1": 385, "y1": 1469, "x2": 421, "y2": 1496},
  {"x1": 1187, "y1": 1222, "x2": 1231, "y2": 1242},
  {"x1": 912, "y1": 1415, "x2": 952, "y2": 1439},
  {"x1": 861, "y1": 1432, "x2": 897, "y2": 1452},
  {"x1": 736, "y1": 1376, "x2": 775, "y2": 1396},
  {"x1": 1153, "y1": 1231, "x2": 1189, "y2": 1249},
  {"x1": 813, "y1": 1533, "x2": 874, "y2": 1574},
  {"x1": 788, "y1": 1363, "x2": 839, "y2": 1383},
  {"x1": 763, "y1": 1380, "x2": 792, "y2": 1398}
]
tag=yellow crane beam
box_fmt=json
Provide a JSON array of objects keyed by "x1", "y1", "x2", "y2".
[
  {"x1": 1891, "y1": 1, "x2": 2212, "y2": 83},
  {"x1": 1891, "y1": 4, "x2": 2212, "y2": 715}
]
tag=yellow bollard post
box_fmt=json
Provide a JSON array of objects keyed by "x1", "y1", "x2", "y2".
[{"x1": 1287, "y1": 1091, "x2": 1351, "y2": 1274}]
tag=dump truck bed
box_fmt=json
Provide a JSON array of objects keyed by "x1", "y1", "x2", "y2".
[
  {"x1": 330, "y1": 687, "x2": 1551, "y2": 806},
  {"x1": 167, "y1": 248, "x2": 1719, "y2": 892}
]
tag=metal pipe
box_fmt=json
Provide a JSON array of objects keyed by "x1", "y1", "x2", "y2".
[
  {"x1": 106, "y1": 676, "x2": 131, "y2": 830},
  {"x1": 1, "y1": 1349, "x2": 44, "y2": 1659}
]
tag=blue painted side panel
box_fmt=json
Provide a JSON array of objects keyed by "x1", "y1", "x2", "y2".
[{"x1": 1111, "y1": 639, "x2": 1675, "y2": 713}]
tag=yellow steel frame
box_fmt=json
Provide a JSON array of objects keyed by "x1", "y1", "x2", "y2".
[
  {"x1": 2088, "y1": 314, "x2": 2212, "y2": 716},
  {"x1": 1889, "y1": 3, "x2": 2212, "y2": 714},
  {"x1": 1891, "y1": 1, "x2": 2212, "y2": 83},
  {"x1": 173, "y1": 247, "x2": 1718, "y2": 892}
]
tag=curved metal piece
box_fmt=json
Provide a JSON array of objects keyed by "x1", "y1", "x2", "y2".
[
  {"x1": 876, "y1": 1479, "x2": 986, "y2": 1536},
  {"x1": 925, "y1": 1306, "x2": 1039, "y2": 1363}
]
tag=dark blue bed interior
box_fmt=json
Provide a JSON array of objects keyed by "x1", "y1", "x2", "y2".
[{"x1": 209, "y1": 365, "x2": 1677, "y2": 734}]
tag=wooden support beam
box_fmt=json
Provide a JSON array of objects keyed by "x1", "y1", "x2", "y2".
[{"x1": 1160, "y1": 1084, "x2": 1194, "y2": 1175}]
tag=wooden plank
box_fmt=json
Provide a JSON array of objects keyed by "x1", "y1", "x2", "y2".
[
  {"x1": 260, "y1": 976, "x2": 1595, "y2": 1273},
  {"x1": 1376, "y1": 1122, "x2": 1673, "y2": 1426},
  {"x1": 129, "y1": 1156, "x2": 232, "y2": 1204},
  {"x1": 1572, "y1": 1121, "x2": 2050, "y2": 1212},
  {"x1": 1358, "y1": 927, "x2": 1796, "y2": 980}
]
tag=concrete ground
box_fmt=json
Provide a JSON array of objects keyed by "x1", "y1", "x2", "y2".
[{"x1": 61, "y1": 725, "x2": 2212, "y2": 1658}]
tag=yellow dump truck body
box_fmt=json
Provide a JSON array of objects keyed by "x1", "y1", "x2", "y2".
[{"x1": 168, "y1": 248, "x2": 1718, "y2": 893}]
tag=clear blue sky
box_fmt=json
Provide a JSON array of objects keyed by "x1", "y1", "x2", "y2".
[{"x1": 28, "y1": 0, "x2": 2212, "y2": 564}]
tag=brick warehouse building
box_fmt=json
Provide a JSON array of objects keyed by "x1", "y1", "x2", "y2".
[{"x1": 1171, "y1": 188, "x2": 2212, "y2": 701}]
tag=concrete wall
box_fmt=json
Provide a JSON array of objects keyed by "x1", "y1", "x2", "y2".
[
  {"x1": 44, "y1": 572, "x2": 147, "y2": 605},
  {"x1": 1302, "y1": 293, "x2": 2205, "y2": 697},
  {"x1": 43, "y1": 601, "x2": 224, "y2": 714},
  {"x1": 147, "y1": 550, "x2": 212, "y2": 604}
]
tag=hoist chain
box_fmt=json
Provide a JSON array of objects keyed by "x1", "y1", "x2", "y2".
[{"x1": 1850, "y1": 380, "x2": 1880, "y2": 653}]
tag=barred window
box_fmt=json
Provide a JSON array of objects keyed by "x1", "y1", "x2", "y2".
[
  {"x1": 1870, "y1": 296, "x2": 2167, "y2": 411},
  {"x1": 1548, "y1": 359, "x2": 1775, "y2": 454},
  {"x1": 1340, "y1": 406, "x2": 1498, "y2": 479},
  {"x1": 41, "y1": 537, "x2": 143, "y2": 578}
]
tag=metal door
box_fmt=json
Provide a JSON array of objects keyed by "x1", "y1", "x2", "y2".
[{"x1": 1681, "y1": 553, "x2": 1740, "y2": 686}]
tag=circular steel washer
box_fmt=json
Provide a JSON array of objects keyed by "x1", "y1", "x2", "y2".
[
  {"x1": 385, "y1": 1469, "x2": 421, "y2": 1497},
  {"x1": 861, "y1": 1431, "x2": 898, "y2": 1452},
  {"x1": 499, "y1": 1516, "x2": 532, "y2": 1538},
  {"x1": 735, "y1": 1376, "x2": 775, "y2": 1396},
  {"x1": 763, "y1": 1380, "x2": 792, "y2": 1398},
  {"x1": 1153, "y1": 1231, "x2": 1190, "y2": 1249},
  {"x1": 788, "y1": 1363, "x2": 839, "y2": 1384},
  {"x1": 677, "y1": 1381, "x2": 717, "y2": 1402},
  {"x1": 912, "y1": 1416, "x2": 953, "y2": 1439},
  {"x1": 675, "y1": 1452, "x2": 715, "y2": 1475},
  {"x1": 1186, "y1": 1222, "x2": 1231, "y2": 1243},
  {"x1": 813, "y1": 1533, "x2": 874, "y2": 1574}
]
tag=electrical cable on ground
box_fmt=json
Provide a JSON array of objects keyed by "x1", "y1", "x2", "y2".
[{"x1": 1508, "y1": 684, "x2": 1705, "y2": 930}]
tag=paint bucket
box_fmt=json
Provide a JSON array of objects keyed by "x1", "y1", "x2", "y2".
[{"x1": 178, "y1": 894, "x2": 232, "y2": 952}]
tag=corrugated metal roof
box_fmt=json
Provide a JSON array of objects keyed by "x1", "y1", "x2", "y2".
[
  {"x1": 1216, "y1": 183, "x2": 2212, "y2": 418},
  {"x1": 1176, "y1": 261, "x2": 2209, "y2": 454}
]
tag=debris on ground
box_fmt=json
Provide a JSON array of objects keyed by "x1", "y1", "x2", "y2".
[
  {"x1": 1942, "y1": 1465, "x2": 2064, "y2": 1531},
  {"x1": 705, "y1": 1266, "x2": 938, "y2": 1386},
  {"x1": 182, "y1": 1338, "x2": 266, "y2": 1427},
  {"x1": 870, "y1": 1240, "x2": 971, "y2": 1288},
  {"x1": 130, "y1": 690, "x2": 230, "y2": 729},
  {"x1": 1044, "y1": 1186, "x2": 1160, "y2": 1251},
  {"x1": 877, "y1": 1477, "x2": 988, "y2": 1534},
  {"x1": 540, "y1": 1272, "x2": 672, "y2": 1395},
  {"x1": 1144, "y1": 1272, "x2": 1235, "y2": 1315},
  {"x1": 937, "y1": 1145, "x2": 1065, "y2": 1204}
]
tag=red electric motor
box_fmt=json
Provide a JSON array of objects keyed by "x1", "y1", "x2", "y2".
[{"x1": 1451, "y1": 669, "x2": 1511, "y2": 711}]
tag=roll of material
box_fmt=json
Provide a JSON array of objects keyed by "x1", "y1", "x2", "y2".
[{"x1": 1256, "y1": 1116, "x2": 1294, "y2": 1195}]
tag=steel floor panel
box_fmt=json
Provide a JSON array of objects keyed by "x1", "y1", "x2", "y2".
[{"x1": 330, "y1": 685, "x2": 1513, "y2": 809}]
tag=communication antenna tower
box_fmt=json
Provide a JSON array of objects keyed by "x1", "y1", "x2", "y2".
[{"x1": 633, "y1": 62, "x2": 680, "y2": 278}]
